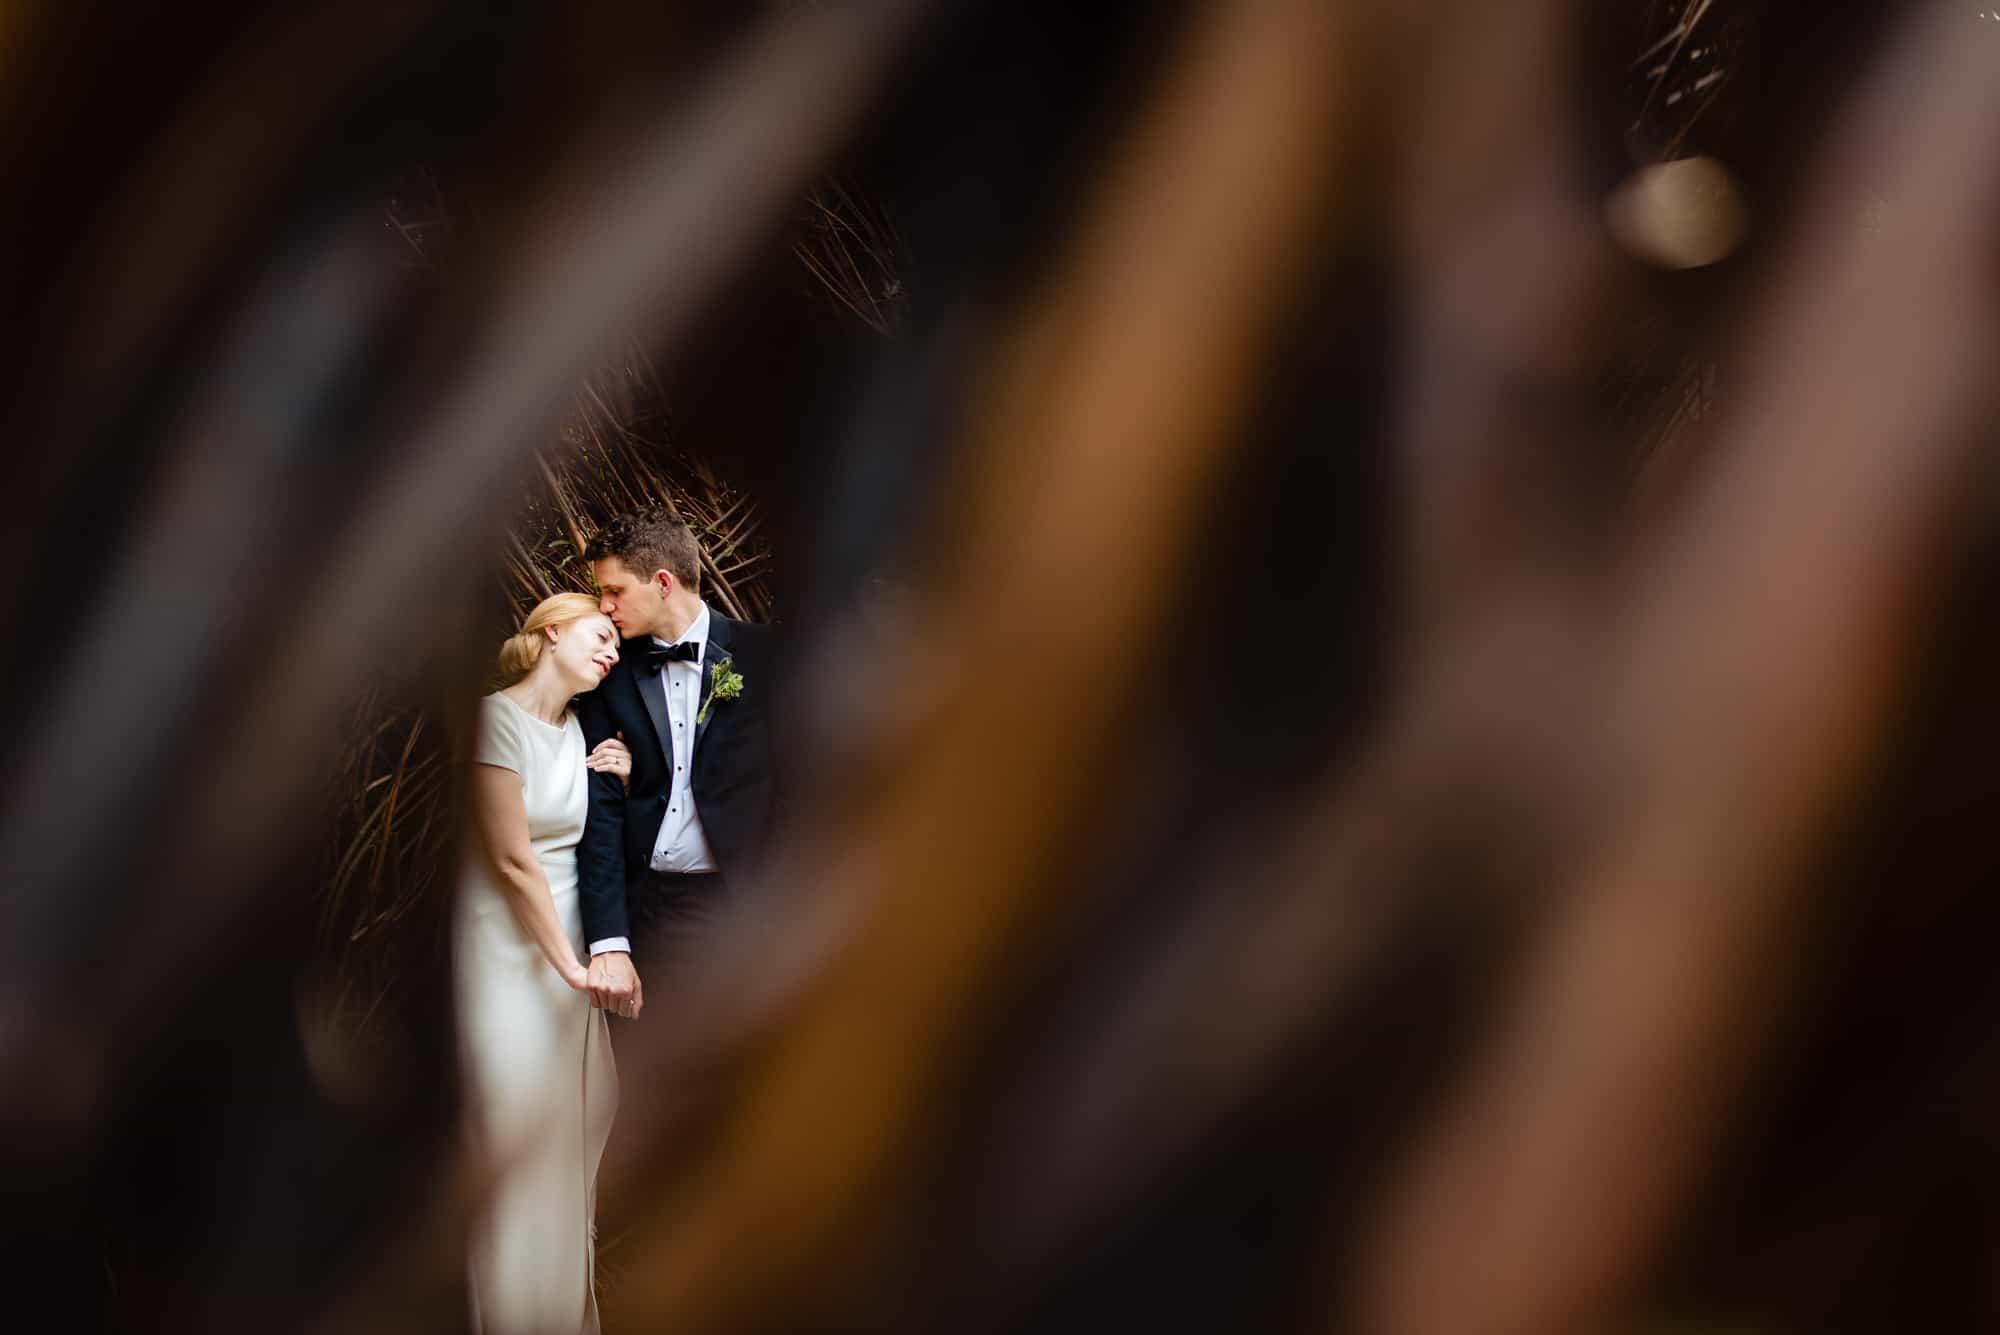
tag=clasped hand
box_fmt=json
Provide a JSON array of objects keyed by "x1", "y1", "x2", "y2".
[
  {"x1": 584, "y1": 733, "x2": 632, "y2": 786},
  {"x1": 586, "y1": 951, "x2": 642, "y2": 1019}
]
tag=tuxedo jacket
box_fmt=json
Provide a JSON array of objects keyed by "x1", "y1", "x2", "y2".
[{"x1": 573, "y1": 612, "x2": 781, "y2": 946}]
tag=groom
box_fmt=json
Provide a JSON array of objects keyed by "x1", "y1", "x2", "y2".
[{"x1": 573, "y1": 506, "x2": 783, "y2": 1020}]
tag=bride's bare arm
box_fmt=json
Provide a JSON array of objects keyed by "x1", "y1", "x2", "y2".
[{"x1": 469, "y1": 763, "x2": 590, "y2": 990}]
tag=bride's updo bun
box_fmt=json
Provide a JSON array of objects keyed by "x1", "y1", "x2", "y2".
[{"x1": 496, "y1": 592, "x2": 605, "y2": 686}]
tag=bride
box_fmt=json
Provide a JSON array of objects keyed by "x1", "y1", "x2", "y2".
[{"x1": 458, "y1": 591, "x2": 631, "y2": 1334}]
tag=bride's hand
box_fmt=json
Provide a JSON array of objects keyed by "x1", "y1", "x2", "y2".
[
  {"x1": 586, "y1": 734, "x2": 632, "y2": 789},
  {"x1": 559, "y1": 959, "x2": 591, "y2": 992}
]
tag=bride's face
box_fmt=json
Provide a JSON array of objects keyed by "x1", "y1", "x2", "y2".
[{"x1": 549, "y1": 614, "x2": 620, "y2": 692}]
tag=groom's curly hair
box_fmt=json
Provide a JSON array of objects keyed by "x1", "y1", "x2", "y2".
[{"x1": 585, "y1": 506, "x2": 702, "y2": 591}]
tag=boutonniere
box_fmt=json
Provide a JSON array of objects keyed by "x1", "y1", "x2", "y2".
[{"x1": 697, "y1": 657, "x2": 743, "y2": 726}]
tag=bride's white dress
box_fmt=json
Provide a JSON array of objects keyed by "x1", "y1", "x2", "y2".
[{"x1": 456, "y1": 692, "x2": 618, "y2": 1335}]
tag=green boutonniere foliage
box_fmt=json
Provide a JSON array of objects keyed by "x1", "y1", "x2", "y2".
[{"x1": 698, "y1": 658, "x2": 743, "y2": 726}]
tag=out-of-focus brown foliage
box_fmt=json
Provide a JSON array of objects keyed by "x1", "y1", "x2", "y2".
[{"x1": 2, "y1": 2, "x2": 1997, "y2": 1334}]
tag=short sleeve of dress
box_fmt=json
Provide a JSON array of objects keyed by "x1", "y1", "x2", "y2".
[{"x1": 473, "y1": 694, "x2": 524, "y2": 774}]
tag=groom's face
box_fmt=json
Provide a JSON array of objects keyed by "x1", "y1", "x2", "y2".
[{"x1": 591, "y1": 557, "x2": 670, "y2": 639}]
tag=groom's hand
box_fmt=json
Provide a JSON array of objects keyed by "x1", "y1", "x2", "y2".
[{"x1": 588, "y1": 951, "x2": 642, "y2": 1019}]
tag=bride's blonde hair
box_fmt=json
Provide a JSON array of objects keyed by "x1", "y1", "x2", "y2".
[{"x1": 497, "y1": 592, "x2": 605, "y2": 686}]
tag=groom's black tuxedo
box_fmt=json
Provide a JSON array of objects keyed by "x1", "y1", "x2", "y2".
[{"x1": 574, "y1": 611, "x2": 781, "y2": 947}]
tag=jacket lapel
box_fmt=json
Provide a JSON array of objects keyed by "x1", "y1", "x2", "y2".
[
  {"x1": 621, "y1": 638, "x2": 673, "y2": 769},
  {"x1": 694, "y1": 612, "x2": 733, "y2": 755}
]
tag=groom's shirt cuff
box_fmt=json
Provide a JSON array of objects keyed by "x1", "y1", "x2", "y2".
[{"x1": 588, "y1": 937, "x2": 632, "y2": 957}]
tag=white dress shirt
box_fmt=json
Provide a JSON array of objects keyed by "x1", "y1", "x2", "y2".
[{"x1": 587, "y1": 603, "x2": 719, "y2": 959}]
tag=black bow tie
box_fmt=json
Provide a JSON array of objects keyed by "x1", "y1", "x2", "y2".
[{"x1": 641, "y1": 640, "x2": 700, "y2": 673}]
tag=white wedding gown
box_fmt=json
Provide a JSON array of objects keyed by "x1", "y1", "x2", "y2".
[{"x1": 456, "y1": 692, "x2": 618, "y2": 1335}]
